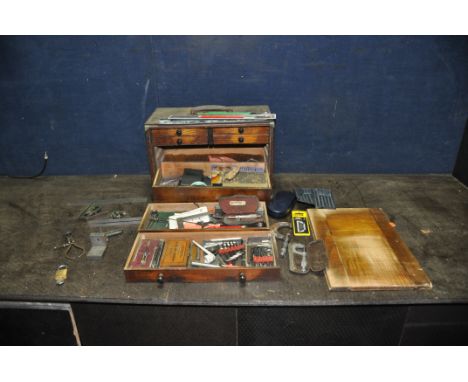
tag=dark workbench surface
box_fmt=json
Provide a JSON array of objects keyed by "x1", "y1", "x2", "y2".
[{"x1": 0, "y1": 174, "x2": 467, "y2": 306}]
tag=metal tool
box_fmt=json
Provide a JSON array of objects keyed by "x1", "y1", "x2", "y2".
[
  {"x1": 191, "y1": 261, "x2": 220, "y2": 268},
  {"x1": 169, "y1": 207, "x2": 210, "y2": 229},
  {"x1": 158, "y1": 112, "x2": 276, "y2": 125},
  {"x1": 87, "y1": 230, "x2": 123, "y2": 259},
  {"x1": 87, "y1": 216, "x2": 142, "y2": 228},
  {"x1": 191, "y1": 240, "x2": 216, "y2": 264},
  {"x1": 79, "y1": 202, "x2": 102, "y2": 219},
  {"x1": 222, "y1": 214, "x2": 264, "y2": 226},
  {"x1": 288, "y1": 240, "x2": 328, "y2": 274},
  {"x1": 110, "y1": 210, "x2": 127, "y2": 219},
  {"x1": 53, "y1": 232, "x2": 85, "y2": 260},
  {"x1": 272, "y1": 222, "x2": 293, "y2": 258}
]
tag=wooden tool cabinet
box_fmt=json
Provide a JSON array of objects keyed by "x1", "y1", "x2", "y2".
[
  {"x1": 144, "y1": 105, "x2": 275, "y2": 202},
  {"x1": 128, "y1": 105, "x2": 279, "y2": 283}
]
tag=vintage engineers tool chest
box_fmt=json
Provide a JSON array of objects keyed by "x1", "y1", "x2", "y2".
[
  {"x1": 124, "y1": 106, "x2": 279, "y2": 283},
  {"x1": 144, "y1": 105, "x2": 275, "y2": 202}
]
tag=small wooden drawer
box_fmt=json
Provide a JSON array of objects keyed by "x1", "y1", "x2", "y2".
[
  {"x1": 151, "y1": 147, "x2": 272, "y2": 202},
  {"x1": 152, "y1": 128, "x2": 208, "y2": 146},
  {"x1": 213, "y1": 134, "x2": 270, "y2": 145},
  {"x1": 213, "y1": 126, "x2": 270, "y2": 135},
  {"x1": 124, "y1": 231, "x2": 280, "y2": 283},
  {"x1": 213, "y1": 126, "x2": 269, "y2": 145},
  {"x1": 139, "y1": 202, "x2": 270, "y2": 232}
]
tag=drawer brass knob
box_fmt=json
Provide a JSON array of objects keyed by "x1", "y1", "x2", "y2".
[
  {"x1": 176, "y1": 129, "x2": 182, "y2": 136},
  {"x1": 238, "y1": 136, "x2": 244, "y2": 143},
  {"x1": 238, "y1": 127, "x2": 244, "y2": 133},
  {"x1": 157, "y1": 273, "x2": 164, "y2": 284},
  {"x1": 177, "y1": 138, "x2": 183, "y2": 145},
  {"x1": 239, "y1": 272, "x2": 246, "y2": 284}
]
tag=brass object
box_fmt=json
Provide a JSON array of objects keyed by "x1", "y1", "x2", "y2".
[{"x1": 55, "y1": 265, "x2": 68, "y2": 286}]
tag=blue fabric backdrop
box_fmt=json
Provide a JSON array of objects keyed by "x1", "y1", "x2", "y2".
[{"x1": 1, "y1": 36, "x2": 467, "y2": 175}]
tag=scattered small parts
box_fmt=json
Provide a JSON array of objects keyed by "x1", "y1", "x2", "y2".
[
  {"x1": 110, "y1": 210, "x2": 127, "y2": 219},
  {"x1": 79, "y1": 202, "x2": 102, "y2": 219}
]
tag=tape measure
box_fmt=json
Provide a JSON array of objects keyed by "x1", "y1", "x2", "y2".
[{"x1": 292, "y1": 210, "x2": 311, "y2": 237}]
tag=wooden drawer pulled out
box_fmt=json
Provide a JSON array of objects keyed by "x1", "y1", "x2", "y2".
[
  {"x1": 151, "y1": 147, "x2": 272, "y2": 202},
  {"x1": 124, "y1": 231, "x2": 280, "y2": 283}
]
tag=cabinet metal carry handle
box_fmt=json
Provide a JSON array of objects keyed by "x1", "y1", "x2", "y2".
[{"x1": 190, "y1": 105, "x2": 233, "y2": 114}]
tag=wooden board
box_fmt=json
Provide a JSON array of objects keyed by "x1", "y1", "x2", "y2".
[{"x1": 308, "y1": 208, "x2": 432, "y2": 291}]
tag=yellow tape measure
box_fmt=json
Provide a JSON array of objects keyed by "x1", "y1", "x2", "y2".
[{"x1": 292, "y1": 210, "x2": 311, "y2": 236}]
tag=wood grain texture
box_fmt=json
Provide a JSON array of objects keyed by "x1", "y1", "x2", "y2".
[
  {"x1": 213, "y1": 134, "x2": 269, "y2": 145},
  {"x1": 213, "y1": 126, "x2": 270, "y2": 135},
  {"x1": 308, "y1": 208, "x2": 432, "y2": 291},
  {"x1": 151, "y1": 134, "x2": 208, "y2": 146},
  {"x1": 152, "y1": 184, "x2": 272, "y2": 203},
  {"x1": 152, "y1": 166, "x2": 272, "y2": 202}
]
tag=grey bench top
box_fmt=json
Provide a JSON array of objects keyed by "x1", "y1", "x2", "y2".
[{"x1": 0, "y1": 174, "x2": 466, "y2": 306}]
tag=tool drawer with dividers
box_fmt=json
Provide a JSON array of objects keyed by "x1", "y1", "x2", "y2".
[
  {"x1": 144, "y1": 105, "x2": 275, "y2": 202},
  {"x1": 124, "y1": 196, "x2": 280, "y2": 283}
]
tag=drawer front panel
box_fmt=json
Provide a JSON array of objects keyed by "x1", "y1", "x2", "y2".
[
  {"x1": 152, "y1": 128, "x2": 208, "y2": 146},
  {"x1": 213, "y1": 134, "x2": 270, "y2": 145},
  {"x1": 213, "y1": 126, "x2": 270, "y2": 135},
  {"x1": 152, "y1": 186, "x2": 272, "y2": 203},
  {"x1": 213, "y1": 126, "x2": 270, "y2": 145}
]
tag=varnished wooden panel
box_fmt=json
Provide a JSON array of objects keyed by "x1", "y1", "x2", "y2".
[
  {"x1": 308, "y1": 208, "x2": 432, "y2": 291},
  {"x1": 152, "y1": 185, "x2": 272, "y2": 203},
  {"x1": 213, "y1": 134, "x2": 270, "y2": 145},
  {"x1": 213, "y1": 126, "x2": 270, "y2": 135},
  {"x1": 151, "y1": 128, "x2": 208, "y2": 146},
  {"x1": 152, "y1": 127, "x2": 206, "y2": 137}
]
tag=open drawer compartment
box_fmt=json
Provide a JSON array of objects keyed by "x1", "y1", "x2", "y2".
[
  {"x1": 138, "y1": 201, "x2": 270, "y2": 232},
  {"x1": 124, "y1": 231, "x2": 280, "y2": 283},
  {"x1": 151, "y1": 147, "x2": 272, "y2": 202}
]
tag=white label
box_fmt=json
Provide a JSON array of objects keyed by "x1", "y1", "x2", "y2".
[{"x1": 229, "y1": 201, "x2": 246, "y2": 206}]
